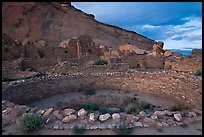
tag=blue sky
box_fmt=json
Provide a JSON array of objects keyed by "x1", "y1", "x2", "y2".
[{"x1": 72, "y1": 2, "x2": 202, "y2": 49}]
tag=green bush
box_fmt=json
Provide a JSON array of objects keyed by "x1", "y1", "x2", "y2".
[
  {"x1": 99, "y1": 106, "x2": 109, "y2": 114},
  {"x1": 113, "y1": 124, "x2": 133, "y2": 135},
  {"x1": 72, "y1": 125, "x2": 86, "y2": 135},
  {"x1": 125, "y1": 103, "x2": 141, "y2": 114},
  {"x1": 195, "y1": 69, "x2": 202, "y2": 76},
  {"x1": 20, "y1": 113, "x2": 46, "y2": 132},
  {"x1": 141, "y1": 102, "x2": 154, "y2": 110},
  {"x1": 94, "y1": 59, "x2": 108, "y2": 65},
  {"x1": 81, "y1": 102, "x2": 100, "y2": 112},
  {"x1": 170, "y1": 105, "x2": 182, "y2": 111},
  {"x1": 2, "y1": 77, "x2": 16, "y2": 82},
  {"x1": 35, "y1": 72, "x2": 48, "y2": 77},
  {"x1": 84, "y1": 88, "x2": 96, "y2": 95}
]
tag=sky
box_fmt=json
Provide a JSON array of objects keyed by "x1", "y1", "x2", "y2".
[{"x1": 72, "y1": 2, "x2": 202, "y2": 49}]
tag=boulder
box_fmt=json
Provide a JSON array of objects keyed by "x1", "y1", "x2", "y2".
[
  {"x1": 63, "y1": 108, "x2": 75, "y2": 116},
  {"x1": 139, "y1": 111, "x2": 147, "y2": 118},
  {"x1": 53, "y1": 110, "x2": 63, "y2": 120},
  {"x1": 174, "y1": 113, "x2": 182, "y2": 122},
  {"x1": 133, "y1": 122, "x2": 143, "y2": 127},
  {"x1": 62, "y1": 114, "x2": 77, "y2": 123},
  {"x1": 143, "y1": 118, "x2": 157, "y2": 127},
  {"x1": 89, "y1": 113, "x2": 99, "y2": 122},
  {"x1": 164, "y1": 50, "x2": 172, "y2": 57},
  {"x1": 43, "y1": 108, "x2": 54, "y2": 116},
  {"x1": 77, "y1": 108, "x2": 87, "y2": 117},
  {"x1": 119, "y1": 44, "x2": 146, "y2": 55},
  {"x1": 153, "y1": 111, "x2": 166, "y2": 116},
  {"x1": 112, "y1": 113, "x2": 120, "y2": 123},
  {"x1": 99, "y1": 113, "x2": 111, "y2": 122},
  {"x1": 150, "y1": 114, "x2": 158, "y2": 120}
]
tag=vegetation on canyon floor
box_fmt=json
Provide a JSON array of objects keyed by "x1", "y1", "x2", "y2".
[{"x1": 20, "y1": 113, "x2": 46, "y2": 132}]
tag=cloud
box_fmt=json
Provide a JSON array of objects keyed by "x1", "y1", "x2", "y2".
[
  {"x1": 126, "y1": 16, "x2": 202, "y2": 49},
  {"x1": 72, "y1": 2, "x2": 202, "y2": 49}
]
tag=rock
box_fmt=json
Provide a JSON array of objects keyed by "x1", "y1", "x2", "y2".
[
  {"x1": 126, "y1": 114, "x2": 134, "y2": 122},
  {"x1": 174, "y1": 114, "x2": 182, "y2": 122},
  {"x1": 193, "y1": 109, "x2": 202, "y2": 115},
  {"x1": 62, "y1": 114, "x2": 77, "y2": 123},
  {"x1": 147, "y1": 52, "x2": 157, "y2": 57},
  {"x1": 152, "y1": 43, "x2": 165, "y2": 57},
  {"x1": 156, "y1": 122, "x2": 163, "y2": 127},
  {"x1": 53, "y1": 110, "x2": 63, "y2": 120},
  {"x1": 119, "y1": 44, "x2": 146, "y2": 55},
  {"x1": 153, "y1": 111, "x2": 166, "y2": 116},
  {"x1": 161, "y1": 122, "x2": 169, "y2": 127},
  {"x1": 37, "y1": 109, "x2": 45, "y2": 115},
  {"x1": 99, "y1": 113, "x2": 111, "y2": 122},
  {"x1": 157, "y1": 41, "x2": 164, "y2": 49},
  {"x1": 143, "y1": 118, "x2": 157, "y2": 127},
  {"x1": 133, "y1": 122, "x2": 143, "y2": 127},
  {"x1": 43, "y1": 108, "x2": 53, "y2": 116},
  {"x1": 78, "y1": 108, "x2": 87, "y2": 117},
  {"x1": 185, "y1": 112, "x2": 197, "y2": 118},
  {"x1": 164, "y1": 50, "x2": 172, "y2": 57},
  {"x1": 58, "y1": 40, "x2": 69, "y2": 48},
  {"x1": 164, "y1": 110, "x2": 172, "y2": 116},
  {"x1": 176, "y1": 122, "x2": 184, "y2": 126},
  {"x1": 112, "y1": 113, "x2": 120, "y2": 123},
  {"x1": 151, "y1": 114, "x2": 158, "y2": 120},
  {"x1": 166, "y1": 118, "x2": 175, "y2": 126},
  {"x1": 139, "y1": 111, "x2": 147, "y2": 118},
  {"x1": 143, "y1": 123, "x2": 150, "y2": 128},
  {"x1": 89, "y1": 113, "x2": 99, "y2": 122},
  {"x1": 63, "y1": 108, "x2": 75, "y2": 116},
  {"x1": 192, "y1": 49, "x2": 202, "y2": 55}
]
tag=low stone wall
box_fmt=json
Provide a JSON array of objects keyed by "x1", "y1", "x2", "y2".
[{"x1": 2, "y1": 70, "x2": 202, "y2": 109}]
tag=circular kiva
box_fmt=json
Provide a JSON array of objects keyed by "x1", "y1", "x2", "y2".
[{"x1": 2, "y1": 71, "x2": 202, "y2": 130}]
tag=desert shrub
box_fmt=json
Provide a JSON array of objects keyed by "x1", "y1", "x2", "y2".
[
  {"x1": 2, "y1": 77, "x2": 16, "y2": 82},
  {"x1": 141, "y1": 102, "x2": 154, "y2": 110},
  {"x1": 72, "y1": 125, "x2": 86, "y2": 135},
  {"x1": 125, "y1": 103, "x2": 141, "y2": 114},
  {"x1": 81, "y1": 102, "x2": 100, "y2": 112},
  {"x1": 35, "y1": 72, "x2": 48, "y2": 77},
  {"x1": 84, "y1": 88, "x2": 96, "y2": 95},
  {"x1": 112, "y1": 124, "x2": 133, "y2": 135},
  {"x1": 195, "y1": 69, "x2": 202, "y2": 76},
  {"x1": 99, "y1": 106, "x2": 109, "y2": 114},
  {"x1": 20, "y1": 113, "x2": 46, "y2": 132},
  {"x1": 170, "y1": 105, "x2": 182, "y2": 111},
  {"x1": 94, "y1": 59, "x2": 108, "y2": 65}
]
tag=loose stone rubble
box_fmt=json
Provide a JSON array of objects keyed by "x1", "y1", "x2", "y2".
[{"x1": 2, "y1": 100, "x2": 202, "y2": 130}]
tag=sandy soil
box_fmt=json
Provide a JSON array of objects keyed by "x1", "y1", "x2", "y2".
[{"x1": 2, "y1": 120, "x2": 202, "y2": 135}]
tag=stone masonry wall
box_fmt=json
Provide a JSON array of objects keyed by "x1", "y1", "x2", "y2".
[{"x1": 2, "y1": 71, "x2": 202, "y2": 109}]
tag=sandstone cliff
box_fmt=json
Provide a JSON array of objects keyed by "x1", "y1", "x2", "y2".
[{"x1": 2, "y1": 2, "x2": 156, "y2": 50}]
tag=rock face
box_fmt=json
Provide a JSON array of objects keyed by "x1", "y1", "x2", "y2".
[
  {"x1": 119, "y1": 44, "x2": 146, "y2": 55},
  {"x1": 2, "y1": 2, "x2": 155, "y2": 50}
]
